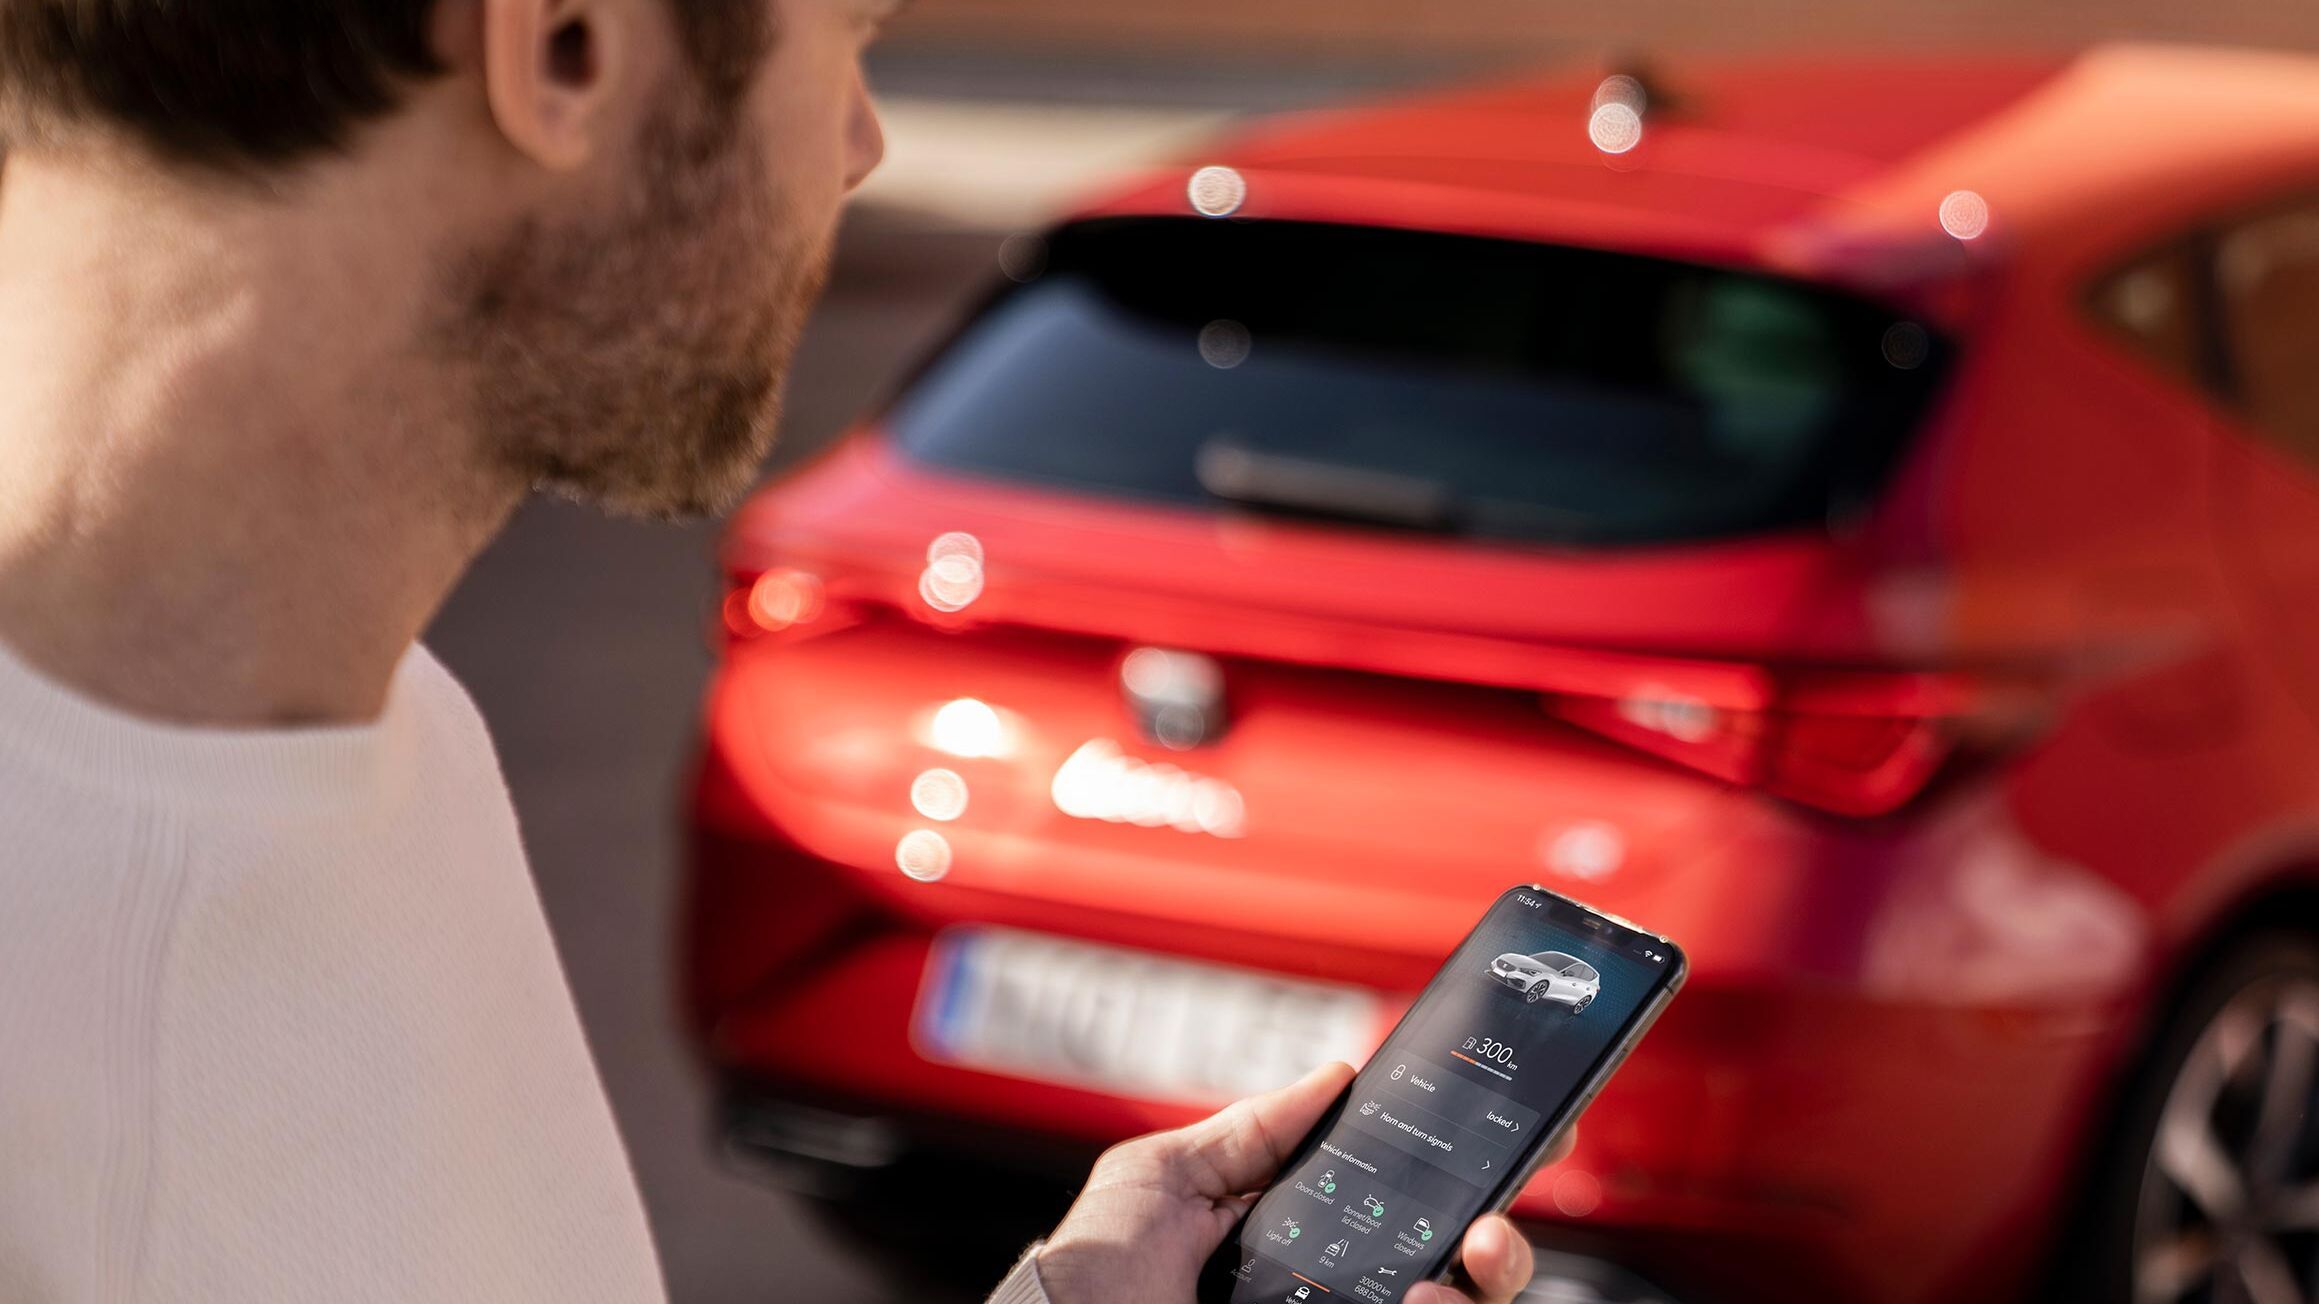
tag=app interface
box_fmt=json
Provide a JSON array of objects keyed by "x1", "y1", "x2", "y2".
[{"x1": 1209, "y1": 892, "x2": 1676, "y2": 1304}]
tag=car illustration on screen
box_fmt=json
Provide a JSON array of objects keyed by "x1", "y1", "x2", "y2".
[{"x1": 1487, "y1": 951, "x2": 1600, "y2": 1011}]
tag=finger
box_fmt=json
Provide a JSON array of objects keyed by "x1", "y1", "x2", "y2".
[
  {"x1": 1454, "y1": 1215, "x2": 1535, "y2": 1304},
  {"x1": 1179, "y1": 1060, "x2": 1356, "y2": 1195},
  {"x1": 1400, "y1": 1215, "x2": 1537, "y2": 1304}
]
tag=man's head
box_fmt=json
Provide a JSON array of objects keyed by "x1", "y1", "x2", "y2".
[{"x1": 0, "y1": 0, "x2": 890, "y2": 518}]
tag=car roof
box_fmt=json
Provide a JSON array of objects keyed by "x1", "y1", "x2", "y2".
[
  {"x1": 1532, "y1": 950, "x2": 1598, "y2": 971},
  {"x1": 1077, "y1": 45, "x2": 2319, "y2": 298}
]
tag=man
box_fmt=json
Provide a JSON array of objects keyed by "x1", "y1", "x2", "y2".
[{"x1": 0, "y1": 3, "x2": 1540, "y2": 1302}]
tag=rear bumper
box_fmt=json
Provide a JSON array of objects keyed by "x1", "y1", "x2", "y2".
[{"x1": 685, "y1": 723, "x2": 2153, "y2": 1304}]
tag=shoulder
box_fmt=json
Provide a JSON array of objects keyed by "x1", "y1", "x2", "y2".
[
  {"x1": 399, "y1": 643, "x2": 489, "y2": 731},
  {"x1": 378, "y1": 644, "x2": 528, "y2": 836}
]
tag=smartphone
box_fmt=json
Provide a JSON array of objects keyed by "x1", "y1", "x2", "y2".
[{"x1": 1194, "y1": 885, "x2": 1686, "y2": 1304}]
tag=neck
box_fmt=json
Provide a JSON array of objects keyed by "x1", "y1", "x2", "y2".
[{"x1": 0, "y1": 150, "x2": 522, "y2": 727}]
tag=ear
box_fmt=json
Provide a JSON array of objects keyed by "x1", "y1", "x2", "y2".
[{"x1": 476, "y1": 0, "x2": 634, "y2": 170}]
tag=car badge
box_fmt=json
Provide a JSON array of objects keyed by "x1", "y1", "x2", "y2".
[{"x1": 1119, "y1": 647, "x2": 1228, "y2": 749}]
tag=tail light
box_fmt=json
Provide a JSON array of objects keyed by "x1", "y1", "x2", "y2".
[
  {"x1": 717, "y1": 566, "x2": 865, "y2": 646},
  {"x1": 1546, "y1": 665, "x2": 2047, "y2": 818},
  {"x1": 718, "y1": 532, "x2": 991, "y2": 647}
]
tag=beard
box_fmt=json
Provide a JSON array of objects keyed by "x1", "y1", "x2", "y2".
[{"x1": 437, "y1": 79, "x2": 834, "y2": 521}]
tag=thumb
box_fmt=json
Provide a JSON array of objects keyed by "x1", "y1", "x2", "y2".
[{"x1": 1177, "y1": 1060, "x2": 1356, "y2": 1196}]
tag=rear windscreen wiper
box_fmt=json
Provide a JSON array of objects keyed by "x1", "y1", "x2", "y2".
[{"x1": 1194, "y1": 438, "x2": 1455, "y2": 531}]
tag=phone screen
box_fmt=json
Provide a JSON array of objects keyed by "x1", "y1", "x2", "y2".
[{"x1": 1196, "y1": 887, "x2": 1685, "y2": 1304}]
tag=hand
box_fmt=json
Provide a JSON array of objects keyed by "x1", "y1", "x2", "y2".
[{"x1": 1033, "y1": 1061, "x2": 1565, "y2": 1304}]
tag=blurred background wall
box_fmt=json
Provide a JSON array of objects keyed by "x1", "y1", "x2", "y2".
[
  {"x1": 885, "y1": 0, "x2": 2319, "y2": 63},
  {"x1": 841, "y1": 1, "x2": 2319, "y2": 268}
]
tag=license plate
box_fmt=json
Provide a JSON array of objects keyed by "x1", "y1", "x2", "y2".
[{"x1": 915, "y1": 928, "x2": 1383, "y2": 1105}]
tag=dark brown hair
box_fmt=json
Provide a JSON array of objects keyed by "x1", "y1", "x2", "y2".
[{"x1": 0, "y1": 2, "x2": 770, "y2": 170}]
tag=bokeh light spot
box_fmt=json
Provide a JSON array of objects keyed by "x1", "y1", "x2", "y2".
[
  {"x1": 998, "y1": 233, "x2": 1047, "y2": 283},
  {"x1": 1588, "y1": 103, "x2": 1644, "y2": 155},
  {"x1": 919, "y1": 532, "x2": 986, "y2": 613},
  {"x1": 1192, "y1": 779, "x2": 1247, "y2": 838},
  {"x1": 919, "y1": 555, "x2": 985, "y2": 613},
  {"x1": 1939, "y1": 189, "x2": 1990, "y2": 241},
  {"x1": 911, "y1": 768, "x2": 969, "y2": 822},
  {"x1": 1882, "y1": 322, "x2": 1930, "y2": 370},
  {"x1": 930, "y1": 698, "x2": 1006, "y2": 758},
  {"x1": 1593, "y1": 73, "x2": 1647, "y2": 112},
  {"x1": 1552, "y1": 1168, "x2": 1603, "y2": 1218},
  {"x1": 1543, "y1": 822, "x2": 1626, "y2": 883},
  {"x1": 1188, "y1": 165, "x2": 1247, "y2": 218},
  {"x1": 896, "y1": 829, "x2": 953, "y2": 883},
  {"x1": 1198, "y1": 320, "x2": 1252, "y2": 369},
  {"x1": 747, "y1": 568, "x2": 825, "y2": 632},
  {"x1": 1587, "y1": 73, "x2": 1647, "y2": 155},
  {"x1": 927, "y1": 531, "x2": 984, "y2": 566}
]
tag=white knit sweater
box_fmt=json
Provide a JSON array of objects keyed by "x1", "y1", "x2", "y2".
[{"x1": 0, "y1": 638, "x2": 664, "y2": 1302}]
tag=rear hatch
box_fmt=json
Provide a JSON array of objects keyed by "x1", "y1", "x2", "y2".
[
  {"x1": 714, "y1": 212, "x2": 1966, "y2": 835},
  {"x1": 715, "y1": 215, "x2": 1965, "y2": 949}
]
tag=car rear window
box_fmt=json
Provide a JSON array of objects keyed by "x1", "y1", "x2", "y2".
[{"x1": 888, "y1": 218, "x2": 1954, "y2": 547}]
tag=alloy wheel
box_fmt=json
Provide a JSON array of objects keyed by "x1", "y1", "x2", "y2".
[{"x1": 2134, "y1": 974, "x2": 2319, "y2": 1303}]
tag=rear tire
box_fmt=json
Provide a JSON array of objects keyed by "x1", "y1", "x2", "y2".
[{"x1": 2061, "y1": 933, "x2": 2319, "y2": 1302}]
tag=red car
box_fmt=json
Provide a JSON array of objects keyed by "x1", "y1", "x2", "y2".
[{"x1": 685, "y1": 47, "x2": 2319, "y2": 1303}]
